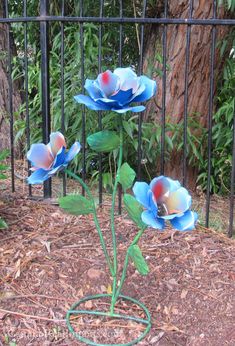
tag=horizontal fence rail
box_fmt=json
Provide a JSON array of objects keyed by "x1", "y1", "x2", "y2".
[
  {"x1": 1, "y1": 0, "x2": 234, "y2": 237},
  {"x1": 0, "y1": 17, "x2": 235, "y2": 25}
]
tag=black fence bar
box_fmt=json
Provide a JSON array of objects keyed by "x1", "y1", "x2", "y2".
[
  {"x1": 79, "y1": 0, "x2": 86, "y2": 195},
  {"x1": 182, "y1": 0, "x2": 193, "y2": 187},
  {"x1": 118, "y1": 0, "x2": 123, "y2": 215},
  {"x1": 61, "y1": 0, "x2": 66, "y2": 196},
  {"x1": 137, "y1": 0, "x2": 147, "y2": 180},
  {"x1": 23, "y1": 0, "x2": 31, "y2": 196},
  {"x1": 98, "y1": 0, "x2": 104, "y2": 206},
  {"x1": 118, "y1": 0, "x2": 123, "y2": 67},
  {"x1": 205, "y1": 1, "x2": 217, "y2": 228},
  {"x1": 40, "y1": 0, "x2": 51, "y2": 198},
  {"x1": 228, "y1": 109, "x2": 235, "y2": 237},
  {"x1": 160, "y1": 0, "x2": 168, "y2": 175},
  {"x1": 4, "y1": 0, "x2": 14, "y2": 193},
  {"x1": 0, "y1": 17, "x2": 235, "y2": 26}
]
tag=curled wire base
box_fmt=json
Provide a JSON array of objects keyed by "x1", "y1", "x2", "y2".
[{"x1": 66, "y1": 293, "x2": 151, "y2": 346}]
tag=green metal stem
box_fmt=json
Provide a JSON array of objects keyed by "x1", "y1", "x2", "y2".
[
  {"x1": 110, "y1": 117, "x2": 124, "y2": 314},
  {"x1": 65, "y1": 169, "x2": 114, "y2": 277},
  {"x1": 114, "y1": 228, "x2": 145, "y2": 304},
  {"x1": 66, "y1": 293, "x2": 151, "y2": 346}
]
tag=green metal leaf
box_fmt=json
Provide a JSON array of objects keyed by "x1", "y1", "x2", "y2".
[
  {"x1": 118, "y1": 163, "x2": 136, "y2": 190},
  {"x1": 59, "y1": 194, "x2": 93, "y2": 215},
  {"x1": 0, "y1": 218, "x2": 8, "y2": 229},
  {"x1": 129, "y1": 245, "x2": 149, "y2": 276},
  {"x1": 87, "y1": 130, "x2": 119, "y2": 152},
  {"x1": 123, "y1": 194, "x2": 146, "y2": 229}
]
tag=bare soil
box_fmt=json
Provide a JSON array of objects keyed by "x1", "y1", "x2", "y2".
[{"x1": 0, "y1": 171, "x2": 235, "y2": 346}]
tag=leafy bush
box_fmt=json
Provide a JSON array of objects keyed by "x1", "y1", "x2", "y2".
[{"x1": 197, "y1": 52, "x2": 235, "y2": 194}]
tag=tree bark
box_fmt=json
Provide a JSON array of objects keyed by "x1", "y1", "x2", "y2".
[
  {"x1": 0, "y1": 2, "x2": 22, "y2": 151},
  {"x1": 143, "y1": 0, "x2": 230, "y2": 186}
]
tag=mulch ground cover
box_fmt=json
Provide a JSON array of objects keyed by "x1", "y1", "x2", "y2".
[{"x1": 0, "y1": 178, "x2": 235, "y2": 345}]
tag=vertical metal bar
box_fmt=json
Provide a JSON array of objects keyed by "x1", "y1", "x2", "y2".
[
  {"x1": 205, "y1": 1, "x2": 217, "y2": 227},
  {"x1": 137, "y1": 0, "x2": 147, "y2": 180},
  {"x1": 118, "y1": 0, "x2": 123, "y2": 215},
  {"x1": 40, "y1": 0, "x2": 51, "y2": 198},
  {"x1": 160, "y1": 0, "x2": 168, "y2": 175},
  {"x1": 80, "y1": 0, "x2": 86, "y2": 195},
  {"x1": 23, "y1": 0, "x2": 32, "y2": 196},
  {"x1": 4, "y1": 0, "x2": 15, "y2": 192},
  {"x1": 98, "y1": 0, "x2": 104, "y2": 206},
  {"x1": 182, "y1": 0, "x2": 193, "y2": 186},
  {"x1": 118, "y1": 0, "x2": 123, "y2": 67},
  {"x1": 228, "y1": 108, "x2": 235, "y2": 237},
  {"x1": 61, "y1": 0, "x2": 66, "y2": 196}
]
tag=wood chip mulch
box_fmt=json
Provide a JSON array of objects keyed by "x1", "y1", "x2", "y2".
[{"x1": 0, "y1": 189, "x2": 235, "y2": 346}]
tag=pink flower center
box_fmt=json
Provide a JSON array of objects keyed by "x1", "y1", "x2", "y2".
[
  {"x1": 152, "y1": 181, "x2": 164, "y2": 202},
  {"x1": 101, "y1": 71, "x2": 110, "y2": 85}
]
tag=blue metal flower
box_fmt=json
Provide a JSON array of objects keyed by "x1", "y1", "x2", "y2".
[
  {"x1": 27, "y1": 132, "x2": 81, "y2": 184},
  {"x1": 74, "y1": 67, "x2": 157, "y2": 113},
  {"x1": 133, "y1": 176, "x2": 198, "y2": 231}
]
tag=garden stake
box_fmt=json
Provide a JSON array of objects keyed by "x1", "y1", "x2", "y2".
[{"x1": 27, "y1": 67, "x2": 197, "y2": 346}]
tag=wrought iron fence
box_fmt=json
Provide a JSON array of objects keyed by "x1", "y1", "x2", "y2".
[{"x1": 1, "y1": 0, "x2": 235, "y2": 236}]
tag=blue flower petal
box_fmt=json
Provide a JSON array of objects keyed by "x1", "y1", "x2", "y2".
[
  {"x1": 53, "y1": 146, "x2": 66, "y2": 168},
  {"x1": 170, "y1": 210, "x2": 198, "y2": 231},
  {"x1": 164, "y1": 187, "x2": 191, "y2": 215},
  {"x1": 74, "y1": 95, "x2": 111, "y2": 111},
  {"x1": 148, "y1": 190, "x2": 158, "y2": 214},
  {"x1": 85, "y1": 79, "x2": 103, "y2": 100},
  {"x1": 49, "y1": 132, "x2": 66, "y2": 157},
  {"x1": 48, "y1": 165, "x2": 64, "y2": 176},
  {"x1": 133, "y1": 182, "x2": 150, "y2": 209},
  {"x1": 141, "y1": 210, "x2": 165, "y2": 230},
  {"x1": 65, "y1": 142, "x2": 81, "y2": 163},
  {"x1": 96, "y1": 98, "x2": 120, "y2": 108},
  {"x1": 27, "y1": 168, "x2": 50, "y2": 184},
  {"x1": 112, "y1": 105, "x2": 145, "y2": 114},
  {"x1": 132, "y1": 76, "x2": 157, "y2": 103},
  {"x1": 150, "y1": 176, "x2": 181, "y2": 196},
  {"x1": 114, "y1": 67, "x2": 138, "y2": 91},
  {"x1": 160, "y1": 212, "x2": 184, "y2": 221},
  {"x1": 27, "y1": 143, "x2": 53, "y2": 169},
  {"x1": 110, "y1": 89, "x2": 133, "y2": 106},
  {"x1": 97, "y1": 70, "x2": 119, "y2": 97}
]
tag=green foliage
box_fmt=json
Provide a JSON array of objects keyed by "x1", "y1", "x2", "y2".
[
  {"x1": 197, "y1": 53, "x2": 235, "y2": 194},
  {"x1": 128, "y1": 244, "x2": 149, "y2": 276},
  {"x1": 219, "y1": 0, "x2": 235, "y2": 11},
  {"x1": 59, "y1": 194, "x2": 93, "y2": 215},
  {"x1": 118, "y1": 163, "x2": 136, "y2": 191},
  {"x1": 87, "y1": 130, "x2": 120, "y2": 152},
  {"x1": 123, "y1": 194, "x2": 146, "y2": 229}
]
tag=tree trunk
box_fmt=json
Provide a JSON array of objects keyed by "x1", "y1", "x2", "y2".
[
  {"x1": 143, "y1": 0, "x2": 230, "y2": 186},
  {"x1": 0, "y1": 2, "x2": 22, "y2": 151}
]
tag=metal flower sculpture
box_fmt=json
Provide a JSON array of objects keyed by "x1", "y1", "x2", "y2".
[
  {"x1": 133, "y1": 176, "x2": 198, "y2": 231},
  {"x1": 74, "y1": 67, "x2": 157, "y2": 113},
  {"x1": 28, "y1": 67, "x2": 197, "y2": 346},
  {"x1": 27, "y1": 132, "x2": 80, "y2": 184}
]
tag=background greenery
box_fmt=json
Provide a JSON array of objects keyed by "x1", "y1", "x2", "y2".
[{"x1": 8, "y1": 0, "x2": 235, "y2": 195}]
